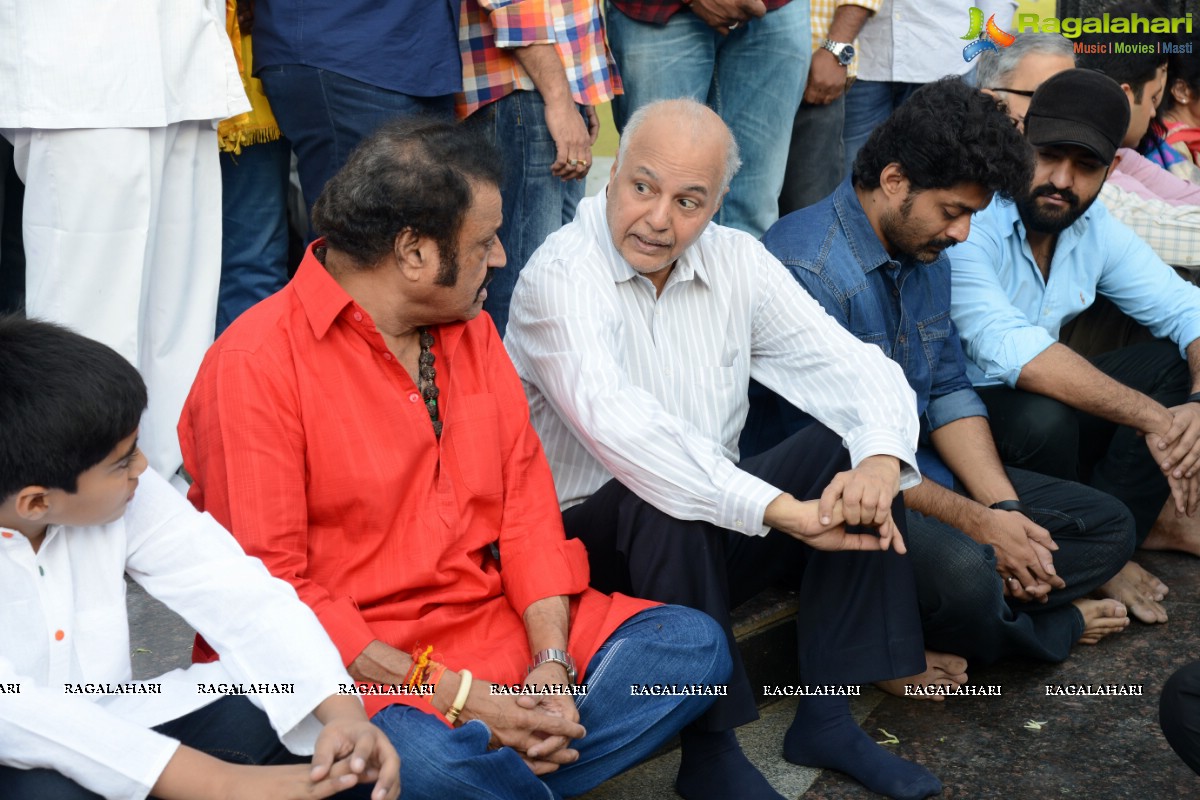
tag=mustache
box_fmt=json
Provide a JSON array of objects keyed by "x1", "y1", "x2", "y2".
[
  {"x1": 1029, "y1": 183, "x2": 1080, "y2": 207},
  {"x1": 478, "y1": 268, "x2": 496, "y2": 294}
]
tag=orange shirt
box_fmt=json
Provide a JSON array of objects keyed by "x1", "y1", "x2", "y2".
[{"x1": 180, "y1": 244, "x2": 652, "y2": 717}]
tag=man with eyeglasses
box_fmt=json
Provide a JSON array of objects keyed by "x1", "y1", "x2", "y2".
[{"x1": 948, "y1": 68, "x2": 1200, "y2": 629}]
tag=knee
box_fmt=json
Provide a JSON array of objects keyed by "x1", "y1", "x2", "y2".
[
  {"x1": 908, "y1": 523, "x2": 1000, "y2": 618},
  {"x1": 1161, "y1": 661, "x2": 1200, "y2": 772},
  {"x1": 994, "y1": 396, "x2": 1078, "y2": 464},
  {"x1": 644, "y1": 605, "x2": 733, "y2": 686}
]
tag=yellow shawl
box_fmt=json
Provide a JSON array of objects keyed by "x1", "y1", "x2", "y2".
[{"x1": 218, "y1": 1, "x2": 282, "y2": 154}]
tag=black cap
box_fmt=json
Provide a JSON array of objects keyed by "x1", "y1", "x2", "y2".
[{"x1": 1024, "y1": 69, "x2": 1130, "y2": 164}]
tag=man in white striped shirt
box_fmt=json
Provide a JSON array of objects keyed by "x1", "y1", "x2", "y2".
[{"x1": 506, "y1": 99, "x2": 942, "y2": 800}]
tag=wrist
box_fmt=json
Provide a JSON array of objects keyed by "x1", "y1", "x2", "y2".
[
  {"x1": 989, "y1": 499, "x2": 1031, "y2": 516},
  {"x1": 430, "y1": 669, "x2": 460, "y2": 715}
]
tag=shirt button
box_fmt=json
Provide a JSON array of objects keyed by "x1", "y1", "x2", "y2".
[
  {"x1": 54, "y1": 630, "x2": 65, "y2": 641},
  {"x1": 383, "y1": 353, "x2": 392, "y2": 361},
  {"x1": 353, "y1": 311, "x2": 363, "y2": 322},
  {"x1": 409, "y1": 393, "x2": 420, "y2": 403},
  {"x1": 734, "y1": 519, "x2": 745, "y2": 529},
  {"x1": 892, "y1": 288, "x2": 900, "y2": 297},
  {"x1": 39, "y1": 566, "x2": 45, "y2": 577}
]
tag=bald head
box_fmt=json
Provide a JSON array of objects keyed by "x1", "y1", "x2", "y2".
[{"x1": 616, "y1": 99, "x2": 742, "y2": 193}]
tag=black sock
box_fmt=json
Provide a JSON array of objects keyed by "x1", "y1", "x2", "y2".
[{"x1": 783, "y1": 695, "x2": 941, "y2": 800}]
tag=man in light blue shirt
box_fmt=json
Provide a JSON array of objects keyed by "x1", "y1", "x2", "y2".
[{"x1": 949, "y1": 69, "x2": 1200, "y2": 626}]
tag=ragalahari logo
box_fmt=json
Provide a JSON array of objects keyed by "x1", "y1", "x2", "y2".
[{"x1": 962, "y1": 7, "x2": 1016, "y2": 62}]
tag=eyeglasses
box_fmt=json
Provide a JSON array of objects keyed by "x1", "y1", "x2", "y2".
[{"x1": 986, "y1": 87, "x2": 1037, "y2": 97}]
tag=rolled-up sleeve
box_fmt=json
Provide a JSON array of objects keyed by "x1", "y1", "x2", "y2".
[
  {"x1": 481, "y1": 0, "x2": 556, "y2": 47},
  {"x1": 925, "y1": 317, "x2": 988, "y2": 429}
]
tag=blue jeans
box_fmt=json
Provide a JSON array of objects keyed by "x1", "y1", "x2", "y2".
[
  {"x1": 841, "y1": 79, "x2": 921, "y2": 177},
  {"x1": 0, "y1": 695, "x2": 375, "y2": 800},
  {"x1": 258, "y1": 64, "x2": 455, "y2": 220},
  {"x1": 606, "y1": 2, "x2": 810, "y2": 237},
  {"x1": 218, "y1": 138, "x2": 292, "y2": 335},
  {"x1": 779, "y1": 94, "x2": 846, "y2": 215},
  {"x1": 464, "y1": 90, "x2": 586, "y2": 337},
  {"x1": 906, "y1": 467, "x2": 1134, "y2": 666},
  {"x1": 371, "y1": 605, "x2": 730, "y2": 799}
]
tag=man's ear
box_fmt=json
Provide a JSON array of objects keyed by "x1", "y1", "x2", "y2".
[
  {"x1": 13, "y1": 487, "x2": 51, "y2": 522},
  {"x1": 879, "y1": 162, "x2": 909, "y2": 201},
  {"x1": 393, "y1": 228, "x2": 431, "y2": 281}
]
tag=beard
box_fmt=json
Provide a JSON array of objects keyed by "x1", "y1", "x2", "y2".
[
  {"x1": 880, "y1": 194, "x2": 959, "y2": 264},
  {"x1": 1015, "y1": 183, "x2": 1099, "y2": 235}
]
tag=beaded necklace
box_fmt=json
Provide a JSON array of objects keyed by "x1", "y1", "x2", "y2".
[{"x1": 417, "y1": 328, "x2": 442, "y2": 437}]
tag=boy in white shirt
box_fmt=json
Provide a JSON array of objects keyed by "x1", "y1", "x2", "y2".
[{"x1": 0, "y1": 317, "x2": 399, "y2": 800}]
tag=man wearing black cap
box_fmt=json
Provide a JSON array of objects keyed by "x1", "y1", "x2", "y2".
[{"x1": 948, "y1": 68, "x2": 1200, "y2": 627}]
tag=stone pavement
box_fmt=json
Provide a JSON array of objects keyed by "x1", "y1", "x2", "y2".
[{"x1": 128, "y1": 548, "x2": 1200, "y2": 799}]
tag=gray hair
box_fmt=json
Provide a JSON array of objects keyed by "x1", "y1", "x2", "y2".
[
  {"x1": 972, "y1": 33, "x2": 1075, "y2": 89},
  {"x1": 614, "y1": 98, "x2": 743, "y2": 193}
]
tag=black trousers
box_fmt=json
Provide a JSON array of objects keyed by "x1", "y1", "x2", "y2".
[
  {"x1": 561, "y1": 423, "x2": 926, "y2": 732},
  {"x1": 977, "y1": 340, "x2": 1189, "y2": 543},
  {"x1": 908, "y1": 467, "x2": 1134, "y2": 665},
  {"x1": 0, "y1": 695, "x2": 372, "y2": 800},
  {"x1": 1162, "y1": 660, "x2": 1200, "y2": 776}
]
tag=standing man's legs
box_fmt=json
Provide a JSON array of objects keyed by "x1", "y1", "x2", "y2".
[
  {"x1": 779, "y1": 94, "x2": 846, "y2": 216},
  {"x1": 464, "y1": 91, "x2": 588, "y2": 337},
  {"x1": 709, "y1": 1, "x2": 810, "y2": 236},
  {"x1": 217, "y1": 138, "x2": 293, "y2": 336},
  {"x1": 11, "y1": 123, "x2": 221, "y2": 476},
  {"x1": 259, "y1": 65, "x2": 455, "y2": 220},
  {"x1": 606, "y1": 4, "x2": 717, "y2": 132},
  {"x1": 842, "y1": 80, "x2": 920, "y2": 175}
]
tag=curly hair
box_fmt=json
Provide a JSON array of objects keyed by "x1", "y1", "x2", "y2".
[
  {"x1": 852, "y1": 76, "x2": 1033, "y2": 201},
  {"x1": 311, "y1": 117, "x2": 503, "y2": 284}
]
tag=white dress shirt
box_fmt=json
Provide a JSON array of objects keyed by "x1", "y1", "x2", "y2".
[
  {"x1": 0, "y1": 469, "x2": 356, "y2": 800},
  {"x1": 0, "y1": 0, "x2": 248, "y2": 129},
  {"x1": 505, "y1": 193, "x2": 920, "y2": 537},
  {"x1": 855, "y1": 0, "x2": 1018, "y2": 83}
]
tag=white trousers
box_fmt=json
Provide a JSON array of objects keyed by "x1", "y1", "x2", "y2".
[{"x1": 7, "y1": 122, "x2": 221, "y2": 476}]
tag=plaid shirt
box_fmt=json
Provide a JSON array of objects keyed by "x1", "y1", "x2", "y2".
[
  {"x1": 809, "y1": 0, "x2": 882, "y2": 78},
  {"x1": 611, "y1": 0, "x2": 791, "y2": 25},
  {"x1": 457, "y1": 0, "x2": 621, "y2": 118}
]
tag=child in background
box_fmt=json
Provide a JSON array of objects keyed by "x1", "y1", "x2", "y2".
[
  {"x1": 0, "y1": 316, "x2": 399, "y2": 800},
  {"x1": 1161, "y1": 39, "x2": 1200, "y2": 169}
]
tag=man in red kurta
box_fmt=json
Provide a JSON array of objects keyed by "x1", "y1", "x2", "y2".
[{"x1": 180, "y1": 118, "x2": 729, "y2": 799}]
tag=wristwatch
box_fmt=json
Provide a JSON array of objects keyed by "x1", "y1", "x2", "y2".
[
  {"x1": 529, "y1": 648, "x2": 578, "y2": 684},
  {"x1": 821, "y1": 39, "x2": 855, "y2": 67}
]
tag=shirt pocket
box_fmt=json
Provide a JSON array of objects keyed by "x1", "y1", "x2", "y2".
[
  {"x1": 916, "y1": 310, "x2": 951, "y2": 366},
  {"x1": 73, "y1": 603, "x2": 132, "y2": 683},
  {"x1": 448, "y1": 393, "x2": 504, "y2": 497}
]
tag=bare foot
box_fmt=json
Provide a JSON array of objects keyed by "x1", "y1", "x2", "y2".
[
  {"x1": 1096, "y1": 561, "x2": 1169, "y2": 623},
  {"x1": 1144, "y1": 500, "x2": 1200, "y2": 557},
  {"x1": 1072, "y1": 598, "x2": 1129, "y2": 644},
  {"x1": 875, "y1": 650, "x2": 968, "y2": 702}
]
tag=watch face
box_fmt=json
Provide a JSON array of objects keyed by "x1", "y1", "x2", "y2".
[{"x1": 838, "y1": 44, "x2": 855, "y2": 65}]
